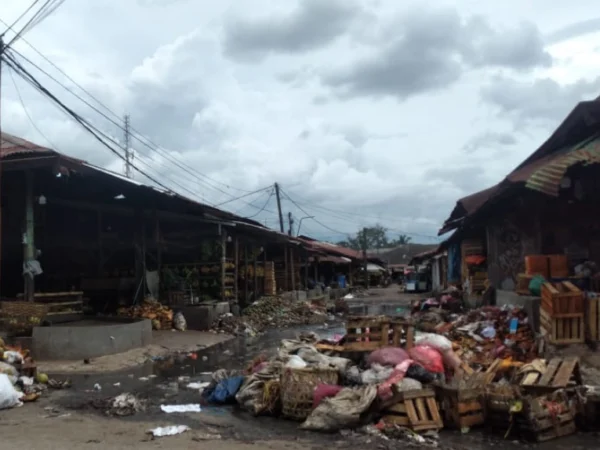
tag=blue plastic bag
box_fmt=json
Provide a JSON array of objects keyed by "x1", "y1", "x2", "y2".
[{"x1": 206, "y1": 376, "x2": 245, "y2": 404}]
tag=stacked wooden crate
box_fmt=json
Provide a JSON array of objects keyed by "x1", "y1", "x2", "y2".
[
  {"x1": 381, "y1": 388, "x2": 443, "y2": 432},
  {"x1": 540, "y1": 281, "x2": 584, "y2": 344},
  {"x1": 263, "y1": 261, "x2": 276, "y2": 295}
]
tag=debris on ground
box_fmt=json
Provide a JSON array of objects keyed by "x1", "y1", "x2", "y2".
[
  {"x1": 210, "y1": 296, "x2": 328, "y2": 334},
  {"x1": 148, "y1": 425, "x2": 190, "y2": 438},
  {"x1": 160, "y1": 404, "x2": 202, "y2": 413},
  {"x1": 108, "y1": 393, "x2": 145, "y2": 416}
]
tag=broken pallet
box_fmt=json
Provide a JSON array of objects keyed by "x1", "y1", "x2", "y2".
[
  {"x1": 382, "y1": 388, "x2": 443, "y2": 432},
  {"x1": 521, "y1": 357, "x2": 582, "y2": 393}
]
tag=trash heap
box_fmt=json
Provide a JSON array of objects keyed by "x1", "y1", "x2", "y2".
[
  {"x1": 211, "y1": 296, "x2": 328, "y2": 335},
  {"x1": 0, "y1": 340, "x2": 67, "y2": 410},
  {"x1": 197, "y1": 306, "x2": 593, "y2": 444}
]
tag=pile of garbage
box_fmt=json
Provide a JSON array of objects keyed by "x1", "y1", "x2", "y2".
[
  {"x1": 413, "y1": 305, "x2": 538, "y2": 368},
  {"x1": 0, "y1": 340, "x2": 67, "y2": 410},
  {"x1": 211, "y1": 296, "x2": 327, "y2": 335},
  {"x1": 117, "y1": 297, "x2": 186, "y2": 331}
]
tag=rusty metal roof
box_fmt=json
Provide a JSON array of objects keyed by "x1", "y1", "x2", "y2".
[
  {"x1": 1, "y1": 132, "x2": 56, "y2": 157},
  {"x1": 297, "y1": 236, "x2": 362, "y2": 260}
]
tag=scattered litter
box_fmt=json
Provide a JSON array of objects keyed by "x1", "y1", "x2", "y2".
[
  {"x1": 93, "y1": 383, "x2": 102, "y2": 391},
  {"x1": 160, "y1": 404, "x2": 202, "y2": 413},
  {"x1": 138, "y1": 377, "x2": 149, "y2": 382},
  {"x1": 192, "y1": 432, "x2": 222, "y2": 441},
  {"x1": 148, "y1": 425, "x2": 190, "y2": 438},
  {"x1": 113, "y1": 382, "x2": 121, "y2": 387},
  {"x1": 108, "y1": 393, "x2": 145, "y2": 416},
  {"x1": 0, "y1": 374, "x2": 23, "y2": 410},
  {"x1": 186, "y1": 382, "x2": 210, "y2": 391}
]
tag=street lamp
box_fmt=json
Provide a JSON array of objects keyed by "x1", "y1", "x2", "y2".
[{"x1": 296, "y1": 216, "x2": 315, "y2": 236}]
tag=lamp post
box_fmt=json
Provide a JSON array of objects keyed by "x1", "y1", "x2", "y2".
[{"x1": 296, "y1": 216, "x2": 314, "y2": 236}]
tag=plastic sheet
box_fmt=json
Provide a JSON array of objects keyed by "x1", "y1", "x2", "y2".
[
  {"x1": 366, "y1": 347, "x2": 410, "y2": 368},
  {"x1": 408, "y1": 345, "x2": 444, "y2": 373}
]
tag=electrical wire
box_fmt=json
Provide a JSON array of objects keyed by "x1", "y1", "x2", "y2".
[
  {"x1": 6, "y1": 0, "x2": 65, "y2": 48},
  {"x1": 0, "y1": 31, "x2": 252, "y2": 194},
  {"x1": 245, "y1": 188, "x2": 275, "y2": 219},
  {"x1": 215, "y1": 185, "x2": 273, "y2": 207},
  {"x1": 6, "y1": 63, "x2": 58, "y2": 151},
  {"x1": 1, "y1": 0, "x2": 42, "y2": 38}
]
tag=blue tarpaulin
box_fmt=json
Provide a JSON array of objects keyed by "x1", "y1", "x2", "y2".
[
  {"x1": 448, "y1": 242, "x2": 461, "y2": 282},
  {"x1": 204, "y1": 376, "x2": 245, "y2": 404}
]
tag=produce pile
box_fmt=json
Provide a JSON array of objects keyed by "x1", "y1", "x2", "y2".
[
  {"x1": 211, "y1": 296, "x2": 327, "y2": 335},
  {"x1": 117, "y1": 297, "x2": 174, "y2": 330}
]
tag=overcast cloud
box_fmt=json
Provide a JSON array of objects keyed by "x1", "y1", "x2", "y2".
[{"x1": 1, "y1": 0, "x2": 599, "y2": 242}]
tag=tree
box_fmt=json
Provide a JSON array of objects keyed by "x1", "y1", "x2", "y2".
[
  {"x1": 392, "y1": 234, "x2": 412, "y2": 245},
  {"x1": 336, "y1": 224, "x2": 390, "y2": 251}
]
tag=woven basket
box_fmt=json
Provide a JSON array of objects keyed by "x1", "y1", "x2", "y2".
[{"x1": 281, "y1": 366, "x2": 339, "y2": 420}]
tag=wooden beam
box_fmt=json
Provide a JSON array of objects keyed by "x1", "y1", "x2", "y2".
[
  {"x1": 244, "y1": 243, "x2": 249, "y2": 308},
  {"x1": 234, "y1": 235, "x2": 239, "y2": 306},
  {"x1": 253, "y1": 246, "x2": 258, "y2": 301}
]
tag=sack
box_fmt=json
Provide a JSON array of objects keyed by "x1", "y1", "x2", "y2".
[
  {"x1": 377, "y1": 359, "x2": 413, "y2": 401},
  {"x1": 313, "y1": 384, "x2": 343, "y2": 408},
  {"x1": 173, "y1": 312, "x2": 187, "y2": 331},
  {"x1": 414, "y1": 332, "x2": 452, "y2": 352},
  {"x1": 0, "y1": 362, "x2": 18, "y2": 385},
  {"x1": 366, "y1": 347, "x2": 410, "y2": 367},
  {"x1": 0, "y1": 374, "x2": 23, "y2": 410},
  {"x1": 395, "y1": 377, "x2": 423, "y2": 392},
  {"x1": 207, "y1": 376, "x2": 245, "y2": 404},
  {"x1": 408, "y1": 345, "x2": 444, "y2": 373}
]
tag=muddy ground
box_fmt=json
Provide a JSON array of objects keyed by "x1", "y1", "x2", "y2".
[{"x1": 3, "y1": 287, "x2": 600, "y2": 449}]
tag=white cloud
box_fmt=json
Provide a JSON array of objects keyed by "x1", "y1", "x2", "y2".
[{"x1": 1, "y1": 0, "x2": 599, "y2": 242}]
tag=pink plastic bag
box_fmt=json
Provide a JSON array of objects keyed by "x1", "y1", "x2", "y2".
[
  {"x1": 377, "y1": 359, "x2": 413, "y2": 401},
  {"x1": 367, "y1": 347, "x2": 410, "y2": 368},
  {"x1": 313, "y1": 384, "x2": 343, "y2": 408},
  {"x1": 408, "y1": 345, "x2": 445, "y2": 373}
]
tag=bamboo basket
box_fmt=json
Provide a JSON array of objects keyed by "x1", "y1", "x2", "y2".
[{"x1": 280, "y1": 367, "x2": 339, "y2": 420}]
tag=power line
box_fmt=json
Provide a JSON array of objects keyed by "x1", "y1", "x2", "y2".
[
  {"x1": 6, "y1": 0, "x2": 65, "y2": 48},
  {"x1": 1, "y1": 0, "x2": 42, "y2": 38},
  {"x1": 245, "y1": 188, "x2": 275, "y2": 219},
  {"x1": 0, "y1": 29, "x2": 251, "y2": 195},
  {"x1": 214, "y1": 185, "x2": 273, "y2": 207}
]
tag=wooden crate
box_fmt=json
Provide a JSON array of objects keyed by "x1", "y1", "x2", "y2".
[
  {"x1": 515, "y1": 392, "x2": 576, "y2": 442},
  {"x1": 438, "y1": 385, "x2": 485, "y2": 429},
  {"x1": 390, "y1": 319, "x2": 414, "y2": 350},
  {"x1": 382, "y1": 388, "x2": 443, "y2": 432},
  {"x1": 548, "y1": 254, "x2": 569, "y2": 278},
  {"x1": 587, "y1": 295, "x2": 600, "y2": 341},
  {"x1": 343, "y1": 316, "x2": 390, "y2": 351},
  {"x1": 540, "y1": 308, "x2": 584, "y2": 344},
  {"x1": 576, "y1": 386, "x2": 600, "y2": 430},
  {"x1": 525, "y1": 255, "x2": 549, "y2": 278},
  {"x1": 541, "y1": 281, "x2": 583, "y2": 316},
  {"x1": 516, "y1": 273, "x2": 533, "y2": 295}
]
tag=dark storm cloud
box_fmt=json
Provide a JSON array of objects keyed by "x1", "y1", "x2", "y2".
[
  {"x1": 463, "y1": 131, "x2": 517, "y2": 154},
  {"x1": 320, "y1": 8, "x2": 552, "y2": 100},
  {"x1": 480, "y1": 75, "x2": 600, "y2": 127},
  {"x1": 546, "y1": 18, "x2": 600, "y2": 45},
  {"x1": 223, "y1": 0, "x2": 361, "y2": 62}
]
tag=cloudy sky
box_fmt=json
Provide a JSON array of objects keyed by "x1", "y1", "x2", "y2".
[{"x1": 2, "y1": 0, "x2": 600, "y2": 243}]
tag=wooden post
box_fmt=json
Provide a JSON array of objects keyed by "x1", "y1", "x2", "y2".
[
  {"x1": 314, "y1": 256, "x2": 319, "y2": 284},
  {"x1": 290, "y1": 247, "x2": 296, "y2": 296},
  {"x1": 24, "y1": 170, "x2": 35, "y2": 301},
  {"x1": 262, "y1": 245, "x2": 267, "y2": 296},
  {"x1": 304, "y1": 249, "x2": 309, "y2": 291},
  {"x1": 154, "y1": 212, "x2": 161, "y2": 273},
  {"x1": 253, "y1": 245, "x2": 258, "y2": 301},
  {"x1": 133, "y1": 208, "x2": 144, "y2": 304},
  {"x1": 284, "y1": 245, "x2": 289, "y2": 291},
  {"x1": 234, "y1": 235, "x2": 239, "y2": 305},
  {"x1": 97, "y1": 210, "x2": 103, "y2": 275},
  {"x1": 221, "y1": 229, "x2": 227, "y2": 302},
  {"x1": 244, "y1": 243, "x2": 249, "y2": 307}
]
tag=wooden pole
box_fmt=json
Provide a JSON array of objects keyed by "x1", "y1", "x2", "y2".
[
  {"x1": 234, "y1": 235, "x2": 239, "y2": 306},
  {"x1": 24, "y1": 170, "x2": 35, "y2": 301},
  {"x1": 244, "y1": 243, "x2": 249, "y2": 307},
  {"x1": 253, "y1": 245, "x2": 258, "y2": 301},
  {"x1": 284, "y1": 245, "x2": 288, "y2": 291},
  {"x1": 262, "y1": 245, "x2": 267, "y2": 296},
  {"x1": 290, "y1": 247, "x2": 296, "y2": 296},
  {"x1": 220, "y1": 229, "x2": 227, "y2": 302}
]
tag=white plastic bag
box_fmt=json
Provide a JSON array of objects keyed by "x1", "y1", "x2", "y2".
[
  {"x1": 3, "y1": 351, "x2": 23, "y2": 364},
  {"x1": 285, "y1": 355, "x2": 307, "y2": 369},
  {"x1": 0, "y1": 374, "x2": 23, "y2": 409},
  {"x1": 415, "y1": 332, "x2": 452, "y2": 352},
  {"x1": 173, "y1": 312, "x2": 187, "y2": 331},
  {"x1": 0, "y1": 362, "x2": 18, "y2": 385}
]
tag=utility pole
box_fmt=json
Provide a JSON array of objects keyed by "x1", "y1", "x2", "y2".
[
  {"x1": 362, "y1": 229, "x2": 369, "y2": 289},
  {"x1": 123, "y1": 114, "x2": 132, "y2": 178},
  {"x1": 274, "y1": 182, "x2": 284, "y2": 233},
  {"x1": 287, "y1": 212, "x2": 294, "y2": 236},
  {"x1": 0, "y1": 36, "x2": 4, "y2": 295}
]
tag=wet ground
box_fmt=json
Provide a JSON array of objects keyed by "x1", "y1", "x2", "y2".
[{"x1": 36, "y1": 295, "x2": 600, "y2": 449}]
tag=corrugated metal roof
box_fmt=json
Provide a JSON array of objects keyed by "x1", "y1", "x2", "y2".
[
  {"x1": 524, "y1": 135, "x2": 600, "y2": 196},
  {"x1": 1, "y1": 132, "x2": 56, "y2": 157},
  {"x1": 297, "y1": 236, "x2": 362, "y2": 260}
]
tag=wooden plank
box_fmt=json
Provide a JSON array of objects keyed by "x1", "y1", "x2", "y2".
[
  {"x1": 405, "y1": 325, "x2": 414, "y2": 350},
  {"x1": 461, "y1": 413, "x2": 485, "y2": 428},
  {"x1": 404, "y1": 399, "x2": 419, "y2": 425},
  {"x1": 426, "y1": 397, "x2": 442, "y2": 424},
  {"x1": 415, "y1": 398, "x2": 428, "y2": 421},
  {"x1": 551, "y1": 358, "x2": 578, "y2": 387},
  {"x1": 521, "y1": 372, "x2": 540, "y2": 386},
  {"x1": 538, "y1": 359, "x2": 560, "y2": 386},
  {"x1": 458, "y1": 400, "x2": 483, "y2": 414}
]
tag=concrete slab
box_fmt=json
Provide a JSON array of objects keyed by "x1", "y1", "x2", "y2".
[{"x1": 181, "y1": 302, "x2": 230, "y2": 330}]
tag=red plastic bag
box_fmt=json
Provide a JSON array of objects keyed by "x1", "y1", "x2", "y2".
[
  {"x1": 366, "y1": 347, "x2": 410, "y2": 368},
  {"x1": 313, "y1": 384, "x2": 343, "y2": 408},
  {"x1": 408, "y1": 345, "x2": 444, "y2": 373},
  {"x1": 377, "y1": 359, "x2": 413, "y2": 401}
]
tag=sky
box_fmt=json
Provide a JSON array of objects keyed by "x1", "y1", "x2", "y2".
[{"x1": 2, "y1": 0, "x2": 600, "y2": 244}]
